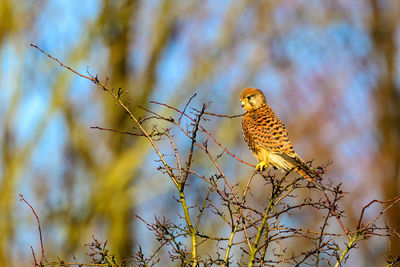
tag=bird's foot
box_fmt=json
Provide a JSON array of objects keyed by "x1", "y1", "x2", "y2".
[{"x1": 256, "y1": 161, "x2": 267, "y2": 171}]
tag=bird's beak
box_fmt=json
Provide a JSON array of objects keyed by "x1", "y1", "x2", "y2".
[{"x1": 241, "y1": 101, "x2": 245, "y2": 108}]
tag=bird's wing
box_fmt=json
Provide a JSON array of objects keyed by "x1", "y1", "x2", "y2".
[{"x1": 243, "y1": 108, "x2": 297, "y2": 157}]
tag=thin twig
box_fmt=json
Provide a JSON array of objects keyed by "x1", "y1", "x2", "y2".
[
  {"x1": 357, "y1": 195, "x2": 400, "y2": 230},
  {"x1": 150, "y1": 100, "x2": 254, "y2": 167},
  {"x1": 179, "y1": 93, "x2": 197, "y2": 123},
  {"x1": 182, "y1": 104, "x2": 206, "y2": 188},
  {"x1": 19, "y1": 194, "x2": 45, "y2": 266}
]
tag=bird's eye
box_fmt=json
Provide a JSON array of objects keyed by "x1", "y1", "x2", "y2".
[{"x1": 247, "y1": 95, "x2": 252, "y2": 100}]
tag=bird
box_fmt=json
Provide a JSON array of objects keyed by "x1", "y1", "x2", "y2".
[{"x1": 240, "y1": 87, "x2": 322, "y2": 190}]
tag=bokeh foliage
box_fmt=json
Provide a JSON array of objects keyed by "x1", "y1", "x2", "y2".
[{"x1": 0, "y1": 0, "x2": 399, "y2": 266}]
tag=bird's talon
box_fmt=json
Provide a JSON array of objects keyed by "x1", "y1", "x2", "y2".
[{"x1": 256, "y1": 161, "x2": 266, "y2": 171}]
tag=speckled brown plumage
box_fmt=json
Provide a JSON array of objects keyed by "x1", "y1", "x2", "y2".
[
  {"x1": 242, "y1": 105, "x2": 296, "y2": 159},
  {"x1": 240, "y1": 87, "x2": 321, "y2": 189}
]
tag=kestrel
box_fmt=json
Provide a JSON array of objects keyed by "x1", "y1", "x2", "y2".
[{"x1": 240, "y1": 87, "x2": 321, "y2": 189}]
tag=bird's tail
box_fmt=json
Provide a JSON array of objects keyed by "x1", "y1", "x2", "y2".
[
  {"x1": 282, "y1": 154, "x2": 323, "y2": 191},
  {"x1": 294, "y1": 164, "x2": 323, "y2": 191}
]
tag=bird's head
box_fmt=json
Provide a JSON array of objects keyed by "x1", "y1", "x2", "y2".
[{"x1": 240, "y1": 88, "x2": 266, "y2": 112}]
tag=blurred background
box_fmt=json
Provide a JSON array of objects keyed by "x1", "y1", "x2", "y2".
[{"x1": 0, "y1": 0, "x2": 399, "y2": 266}]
